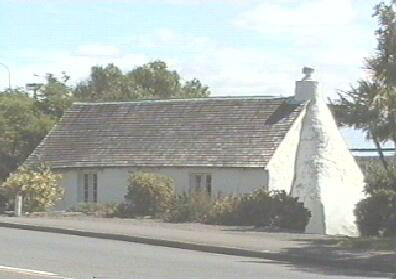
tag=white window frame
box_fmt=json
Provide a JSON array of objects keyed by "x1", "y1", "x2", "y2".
[{"x1": 81, "y1": 173, "x2": 98, "y2": 203}]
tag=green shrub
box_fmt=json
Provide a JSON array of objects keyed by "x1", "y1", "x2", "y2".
[
  {"x1": 204, "y1": 195, "x2": 241, "y2": 225},
  {"x1": 355, "y1": 163, "x2": 396, "y2": 237},
  {"x1": 68, "y1": 203, "x2": 119, "y2": 217},
  {"x1": 0, "y1": 164, "x2": 64, "y2": 212},
  {"x1": 164, "y1": 188, "x2": 310, "y2": 232},
  {"x1": 204, "y1": 190, "x2": 311, "y2": 232},
  {"x1": 0, "y1": 192, "x2": 7, "y2": 209},
  {"x1": 109, "y1": 202, "x2": 136, "y2": 218},
  {"x1": 270, "y1": 190, "x2": 311, "y2": 231},
  {"x1": 355, "y1": 190, "x2": 396, "y2": 237},
  {"x1": 364, "y1": 163, "x2": 396, "y2": 195},
  {"x1": 126, "y1": 172, "x2": 175, "y2": 217},
  {"x1": 164, "y1": 192, "x2": 213, "y2": 223}
]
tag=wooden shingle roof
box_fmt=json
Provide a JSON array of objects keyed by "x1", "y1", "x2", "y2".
[{"x1": 26, "y1": 97, "x2": 305, "y2": 169}]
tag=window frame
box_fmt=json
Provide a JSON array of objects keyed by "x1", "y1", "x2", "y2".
[
  {"x1": 190, "y1": 173, "x2": 212, "y2": 196},
  {"x1": 81, "y1": 172, "x2": 98, "y2": 203}
]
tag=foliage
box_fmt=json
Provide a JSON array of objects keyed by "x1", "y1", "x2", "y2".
[
  {"x1": 355, "y1": 190, "x2": 396, "y2": 237},
  {"x1": 127, "y1": 61, "x2": 181, "y2": 99},
  {"x1": 204, "y1": 190, "x2": 311, "y2": 232},
  {"x1": 74, "y1": 64, "x2": 133, "y2": 101},
  {"x1": 35, "y1": 73, "x2": 75, "y2": 119},
  {"x1": 355, "y1": 162, "x2": 396, "y2": 237},
  {"x1": 0, "y1": 92, "x2": 55, "y2": 180},
  {"x1": 176, "y1": 78, "x2": 210, "y2": 98},
  {"x1": 74, "y1": 61, "x2": 210, "y2": 101},
  {"x1": 203, "y1": 195, "x2": 241, "y2": 225},
  {"x1": 164, "y1": 189, "x2": 310, "y2": 232},
  {"x1": 126, "y1": 172, "x2": 175, "y2": 217},
  {"x1": 0, "y1": 192, "x2": 7, "y2": 212},
  {"x1": 337, "y1": 236, "x2": 396, "y2": 251},
  {"x1": 68, "y1": 202, "x2": 121, "y2": 217},
  {"x1": 164, "y1": 192, "x2": 213, "y2": 223},
  {"x1": 109, "y1": 202, "x2": 136, "y2": 218},
  {"x1": 0, "y1": 164, "x2": 64, "y2": 212},
  {"x1": 364, "y1": 162, "x2": 396, "y2": 195}
]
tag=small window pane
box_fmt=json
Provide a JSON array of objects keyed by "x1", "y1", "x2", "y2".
[
  {"x1": 93, "y1": 174, "x2": 98, "y2": 203},
  {"x1": 206, "y1": 175, "x2": 212, "y2": 197},
  {"x1": 195, "y1": 175, "x2": 201, "y2": 192},
  {"x1": 84, "y1": 174, "x2": 89, "y2": 203}
]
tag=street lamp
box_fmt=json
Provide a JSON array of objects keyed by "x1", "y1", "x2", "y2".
[{"x1": 0, "y1": 62, "x2": 11, "y2": 90}]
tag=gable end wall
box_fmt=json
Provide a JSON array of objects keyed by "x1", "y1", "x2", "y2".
[{"x1": 266, "y1": 102, "x2": 308, "y2": 193}]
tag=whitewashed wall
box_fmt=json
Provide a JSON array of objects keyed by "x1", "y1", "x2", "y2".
[
  {"x1": 291, "y1": 90, "x2": 365, "y2": 236},
  {"x1": 56, "y1": 167, "x2": 268, "y2": 209},
  {"x1": 266, "y1": 103, "x2": 307, "y2": 192}
]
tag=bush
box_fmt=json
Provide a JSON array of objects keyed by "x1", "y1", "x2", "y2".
[
  {"x1": 109, "y1": 202, "x2": 136, "y2": 218},
  {"x1": 68, "y1": 203, "x2": 119, "y2": 217},
  {"x1": 164, "y1": 192, "x2": 213, "y2": 223},
  {"x1": 355, "y1": 190, "x2": 396, "y2": 237},
  {"x1": 204, "y1": 190, "x2": 311, "y2": 232},
  {"x1": 164, "y1": 188, "x2": 311, "y2": 232},
  {"x1": 355, "y1": 163, "x2": 396, "y2": 237},
  {"x1": 364, "y1": 163, "x2": 396, "y2": 195},
  {"x1": 204, "y1": 196, "x2": 241, "y2": 225},
  {"x1": 0, "y1": 164, "x2": 64, "y2": 212},
  {"x1": 0, "y1": 192, "x2": 8, "y2": 213},
  {"x1": 126, "y1": 172, "x2": 175, "y2": 217}
]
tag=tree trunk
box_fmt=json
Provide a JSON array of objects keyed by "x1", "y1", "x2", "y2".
[{"x1": 373, "y1": 136, "x2": 388, "y2": 170}]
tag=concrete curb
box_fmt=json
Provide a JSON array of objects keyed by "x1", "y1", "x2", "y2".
[{"x1": 0, "y1": 221, "x2": 394, "y2": 275}]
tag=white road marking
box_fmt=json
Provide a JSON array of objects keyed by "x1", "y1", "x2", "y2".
[{"x1": 0, "y1": 265, "x2": 73, "y2": 278}]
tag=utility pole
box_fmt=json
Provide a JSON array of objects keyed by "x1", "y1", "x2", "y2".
[{"x1": 0, "y1": 62, "x2": 11, "y2": 90}]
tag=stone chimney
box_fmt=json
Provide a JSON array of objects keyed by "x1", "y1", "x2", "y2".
[{"x1": 294, "y1": 67, "x2": 319, "y2": 102}]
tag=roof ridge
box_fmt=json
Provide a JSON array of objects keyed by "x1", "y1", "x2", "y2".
[{"x1": 73, "y1": 96, "x2": 292, "y2": 105}]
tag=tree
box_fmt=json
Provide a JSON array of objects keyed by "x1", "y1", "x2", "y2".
[
  {"x1": 74, "y1": 64, "x2": 135, "y2": 101},
  {"x1": 336, "y1": 1, "x2": 396, "y2": 167},
  {"x1": 127, "y1": 61, "x2": 182, "y2": 99},
  {"x1": 35, "y1": 72, "x2": 74, "y2": 119},
  {"x1": 74, "y1": 61, "x2": 210, "y2": 101},
  {"x1": 0, "y1": 91, "x2": 54, "y2": 180},
  {"x1": 336, "y1": 81, "x2": 390, "y2": 168},
  {"x1": 177, "y1": 78, "x2": 210, "y2": 98},
  {"x1": 367, "y1": 1, "x2": 396, "y2": 150},
  {"x1": 0, "y1": 164, "x2": 64, "y2": 212}
]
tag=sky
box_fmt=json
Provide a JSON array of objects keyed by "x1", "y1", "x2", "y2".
[
  {"x1": 0, "y1": 0, "x2": 389, "y2": 149},
  {"x1": 0, "y1": 0, "x2": 379, "y2": 96}
]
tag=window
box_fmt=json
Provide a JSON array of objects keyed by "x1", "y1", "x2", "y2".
[
  {"x1": 82, "y1": 173, "x2": 98, "y2": 203},
  {"x1": 191, "y1": 174, "x2": 212, "y2": 196}
]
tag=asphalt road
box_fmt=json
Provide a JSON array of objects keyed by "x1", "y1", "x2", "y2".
[{"x1": 0, "y1": 227, "x2": 392, "y2": 279}]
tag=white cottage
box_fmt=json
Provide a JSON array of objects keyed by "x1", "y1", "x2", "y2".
[{"x1": 25, "y1": 68, "x2": 364, "y2": 235}]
